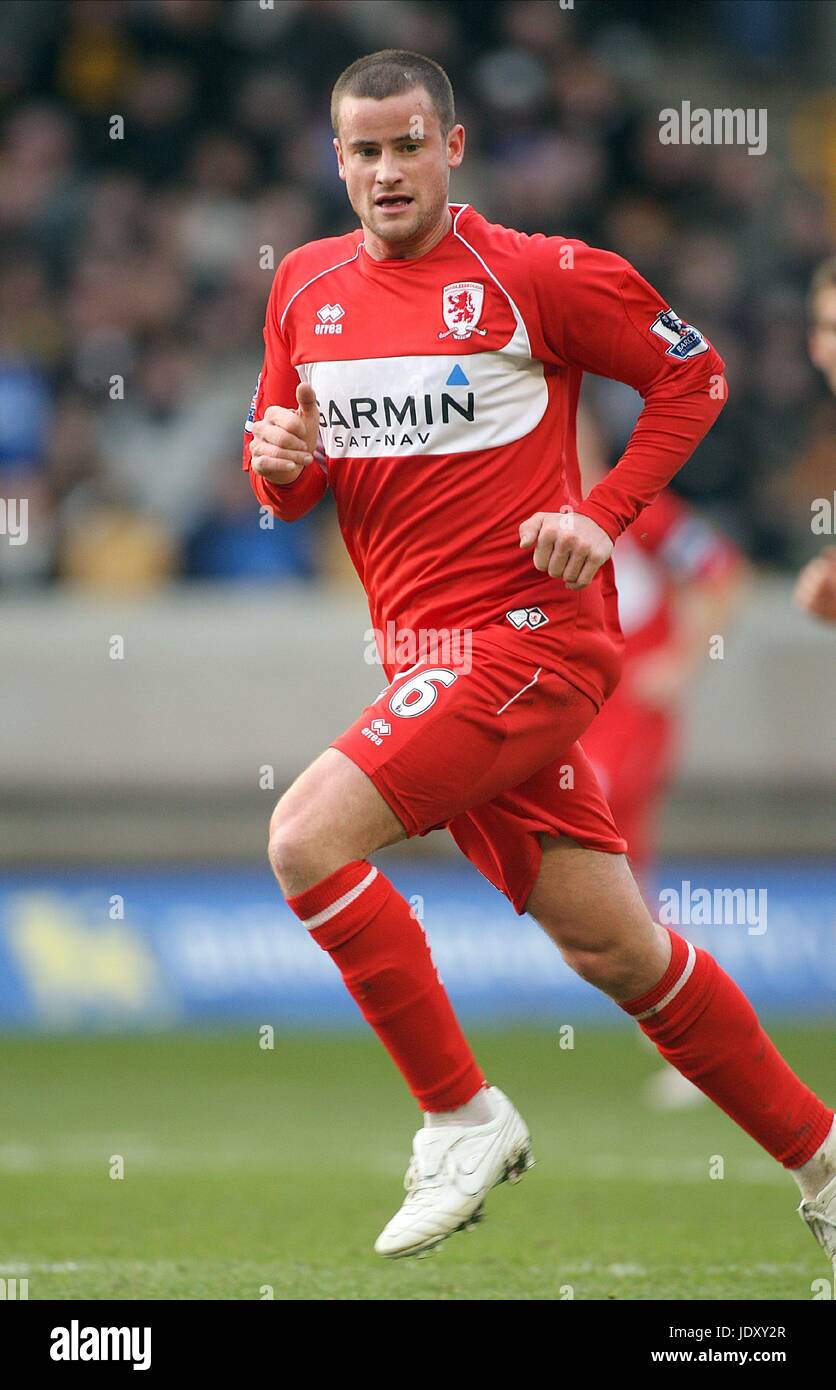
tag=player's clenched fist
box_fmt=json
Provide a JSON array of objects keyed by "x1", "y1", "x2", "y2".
[
  {"x1": 519, "y1": 510, "x2": 613, "y2": 590},
  {"x1": 249, "y1": 382, "x2": 320, "y2": 485}
]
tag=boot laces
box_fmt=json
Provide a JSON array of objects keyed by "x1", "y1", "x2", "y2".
[{"x1": 403, "y1": 1147, "x2": 456, "y2": 1204}]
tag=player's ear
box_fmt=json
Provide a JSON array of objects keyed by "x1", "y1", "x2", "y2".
[
  {"x1": 447, "y1": 123, "x2": 465, "y2": 170},
  {"x1": 333, "y1": 138, "x2": 346, "y2": 182}
]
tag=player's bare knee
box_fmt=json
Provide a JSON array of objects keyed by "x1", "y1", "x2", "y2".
[
  {"x1": 530, "y1": 909, "x2": 593, "y2": 955},
  {"x1": 560, "y1": 942, "x2": 637, "y2": 996},
  {"x1": 266, "y1": 819, "x2": 294, "y2": 889},
  {"x1": 267, "y1": 800, "x2": 362, "y2": 898},
  {"x1": 266, "y1": 807, "x2": 317, "y2": 893}
]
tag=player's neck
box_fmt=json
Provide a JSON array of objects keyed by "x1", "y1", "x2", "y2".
[{"x1": 362, "y1": 207, "x2": 453, "y2": 263}]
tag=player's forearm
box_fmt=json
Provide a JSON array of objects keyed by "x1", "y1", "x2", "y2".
[
  {"x1": 577, "y1": 376, "x2": 728, "y2": 542},
  {"x1": 249, "y1": 459, "x2": 326, "y2": 521}
]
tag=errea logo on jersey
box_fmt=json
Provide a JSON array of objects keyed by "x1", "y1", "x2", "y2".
[{"x1": 316, "y1": 304, "x2": 345, "y2": 334}]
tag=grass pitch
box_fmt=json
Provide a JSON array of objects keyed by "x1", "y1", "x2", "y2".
[{"x1": 0, "y1": 1026, "x2": 830, "y2": 1300}]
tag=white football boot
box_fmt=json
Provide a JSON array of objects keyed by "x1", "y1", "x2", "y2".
[
  {"x1": 798, "y1": 1173, "x2": 836, "y2": 1274},
  {"x1": 374, "y1": 1086, "x2": 534, "y2": 1259}
]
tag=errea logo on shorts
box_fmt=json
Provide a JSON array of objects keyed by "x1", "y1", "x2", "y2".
[
  {"x1": 506, "y1": 606, "x2": 549, "y2": 631},
  {"x1": 361, "y1": 718, "x2": 391, "y2": 746},
  {"x1": 316, "y1": 304, "x2": 345, "y2": 334}
]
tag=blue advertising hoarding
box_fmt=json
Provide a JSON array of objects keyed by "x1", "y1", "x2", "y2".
[{"x1": 0, "y1": 859, "x2": 833, "y2": 1030}]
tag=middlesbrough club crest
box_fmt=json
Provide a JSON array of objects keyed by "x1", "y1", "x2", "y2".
[{"x1": 438, "y1": 281, "x2": 487, "y2": 340}]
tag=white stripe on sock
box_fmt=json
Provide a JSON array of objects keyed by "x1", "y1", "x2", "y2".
[
  {"x1": 633, "y1": 940, "x2": 697, "y2": 1021},
  {"x1": 300, "y1": 865, "x2": 378, "y2": 930}
]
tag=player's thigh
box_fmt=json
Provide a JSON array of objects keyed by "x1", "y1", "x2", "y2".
[
  {"x1": 269, "y1": 746, "x2": 406, "y2": 865},
  {"x1": 525, "y1": 833, "x2": 662, "y2": 960},
  {"x1": 448, "y1": 737, "x2": 628, "y2": 914}
]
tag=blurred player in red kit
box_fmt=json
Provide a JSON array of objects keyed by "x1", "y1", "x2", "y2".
[
  {"x1": 577, "y1": 406, "x2": 747, "y2": 1110},
  {"x1": 578, "y1": 408, "x2": 747, "y2": 890},
  {"x1": 244, "y1": 50, "x2": 836, "y2": 1267},
  {"x1": 796, "y1": 255, "x2": 836, "y2": 624}
]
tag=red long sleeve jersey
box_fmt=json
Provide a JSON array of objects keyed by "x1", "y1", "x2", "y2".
[{"x1": 244, "y1": 202, "x2": 727, "y2": 708}]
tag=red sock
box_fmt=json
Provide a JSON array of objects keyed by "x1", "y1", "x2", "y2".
[
  {"x1": 286, "y1": 860, "x2": 485, "y2": 1112},
  {"x1": 621, "y1": 927, "x2": 833, "y2": 1168}
]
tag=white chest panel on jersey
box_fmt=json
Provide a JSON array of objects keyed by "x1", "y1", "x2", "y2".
[{"x1": 296, "y1": 310, "x2": 548, "y2": 459}]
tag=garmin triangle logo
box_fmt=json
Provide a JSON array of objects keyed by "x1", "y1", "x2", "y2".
[{"x1": 445, "y1": 364, "x2": 470, "y2": 386}]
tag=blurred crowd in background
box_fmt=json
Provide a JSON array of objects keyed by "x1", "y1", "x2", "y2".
[{"x1": 1, "y1": 0, "x2": 834, "y2": 590}]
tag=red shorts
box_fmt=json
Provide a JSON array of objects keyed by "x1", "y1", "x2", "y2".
[{"x1": 330, "y1": 624, "x2": 627, "y2": 914}]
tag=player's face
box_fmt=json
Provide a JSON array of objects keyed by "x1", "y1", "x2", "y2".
[
  {"x1": 333, "y1": 88, "x2": 464, "y2": 255},
  {"x1": 809, "y1": 286, "x2": 836, "y2": 395}
]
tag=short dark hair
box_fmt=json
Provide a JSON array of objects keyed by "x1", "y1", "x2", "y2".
[
  {"x1": 331, "y1": 49, "x2": 455, "y2": 140},
  {"x1": 809, "y1": 255, "x2": 836, "y2": 323}
]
